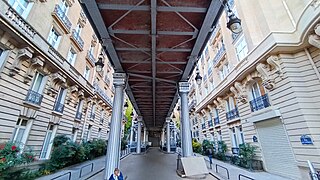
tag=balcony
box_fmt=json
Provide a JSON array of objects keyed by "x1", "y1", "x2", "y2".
[
  {"x1": 53, "y1": 102, "x2": 64, "y2": 113},
  {"x1": 75, "y1": 111, "x2": 82, "y2": 120},
  {"x1": 213, "y1": 44, "x2": 226, "y2": 67},
  {"x1": 226, "y1": 107, "x2": 240, "y2": 121},
  {"x1": 52, "y1": 4, "x2": 72, "y2": 33},
  {"x1": 214, "y1": 117, "x2": 220, "y2": 125},
  {"x1": 71, "y1": 29, "x2": 84, "y2": 51},
  {"x1": 208, "y1": 66, "x2": 213, "y2": 76},
  {"x1": 208, "y1": 120, "x2": 213, "y2": 128},
  {"x1": 249, "y1": 94, "x2": 271, "y2": 112},
  {"x1": 25, "y1": 90, "x2": 43, "y2": 106},
  {"x1": 188, "y1": 99, "x2": 196, "y2": 110},
  {"x1": 93, "y1": 82, "x2": 113, "y2": 106},
  {"x1": 201, "y1": 123, "x2": 206, "y2": 130},
  {"x1": 86, "y1": 51, "x2": 96, "y2": 67}
]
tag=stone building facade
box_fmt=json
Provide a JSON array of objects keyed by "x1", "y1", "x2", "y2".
[
  {"x1": 188, "y1": 0, "x2": 320, "y2": 179},
  {"x1": 0, "y1": 0, "x2": 115, "y2": 159}
]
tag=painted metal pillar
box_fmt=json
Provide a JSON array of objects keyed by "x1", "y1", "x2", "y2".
[
  {"x1": 143, "y1": 127, "x2": 147, "y2": 143},
  {"x1": 136, "y1": 117, "x2": 142, "y2": 153},
  {"x1": 173, "y1": 121, "x2": 177, "y2": 146},
  {"x1": 129, "y1": 119, "x2": 134, "y2": 148},
  {"x1": 166, "y1": 118, "x2": 171, "y2": 153},
  {"x1": 179, "y1": 82, "x2": 193, "y2": 157},
  {"x1": 104, "y1": 73, "x2": 126, "y2": 180},
  {"x1": 161, "y1": 128, "x2": 165, "y2": 147}
]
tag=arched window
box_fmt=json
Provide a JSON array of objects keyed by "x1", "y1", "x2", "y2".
[
  {"x1": 225, "y1": 96, "x2": 240, "y2": 120},
  {"x1": 249, "y1": 80, "x2": 270, "y2": 112}
]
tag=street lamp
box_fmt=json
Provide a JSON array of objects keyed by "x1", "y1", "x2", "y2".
[
  {"x1": 95, "y1": 52, "x2": 104, "y2": 72},
  {"x1": 172, "y1": 114, "x2": 176, "y2": 119},
  {"x1": 130, "y1": 112, "x2": 134, "y2": 118},
  {"x1": 195, "y1": 67, "x2": 202, "y2": 86},
  {"x1": 227, "y1": 12, "x2": 242, "y2": 34},
  {"x1": 224, "y1": 1, "x2": 242, "y2": 34}
]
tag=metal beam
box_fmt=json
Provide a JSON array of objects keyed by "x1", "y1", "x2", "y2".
[
  {"x1": 109, "y1": 29, "x2": 196, "y2": 36},
  {"x1": 115, "y1": 47, "x2": 191, "y2": 52},
  {"x1": 121, "y1": 60, "x2": 187, "y2": 65},
  {"x1": 128, "y1": 73, "x2": 176, "y2": 84},
  {"x1": 128, "y1": 71, "x2": 182, "y2": 74},
  {"x1": 98, "y1": 4, "x2": 207, "y2": 13}
]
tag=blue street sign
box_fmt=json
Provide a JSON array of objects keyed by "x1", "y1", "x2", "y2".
[{"x1": 300, "y1": 135, "x2": 313, "y2": 145}]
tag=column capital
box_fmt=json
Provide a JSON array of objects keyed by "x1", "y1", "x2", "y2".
[
  {"x1": 179, "y1": 81, "x2": 190, "y2": 94},
  {"x1": 166, "y1": 117, "x2": 171, "y2": 123},
  {"x1": 137, "y1": 116, "x2": 143, "y2": 122},
  {"x1": 113, "y1": 73, "x2": 127, "y2": 87}
]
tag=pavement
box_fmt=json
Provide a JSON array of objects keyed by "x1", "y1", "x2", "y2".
[{"x1": 91, "y1": 147, "x2": 217, "y2": 180}]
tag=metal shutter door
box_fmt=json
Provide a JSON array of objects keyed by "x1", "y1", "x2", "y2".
[{"x1": 256, "y1": 118, "x2": 301, "y2": 179}]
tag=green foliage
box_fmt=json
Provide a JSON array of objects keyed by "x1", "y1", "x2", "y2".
[
  {"x1": 121, "y1": 138, "x2": 128, "y2": 150},
  {"x1": 202, "y1": 140, "x2": 214, "y2": 155},
  {"x1": 44, "y1": 136, "x2": 106, "y2": 174},
  {"x1": 237, "y1": 143, "x2": 257, "y2": 169},
  {"x1": 215, "y1": 141, "x2": 227, "y2": 161},
  {"x1": 0, "y1": 142, "x2": 36, "y2": 180},
  {"x1": 124, "y1": 100, "x2": 133, "y2": 135},
  {"x1": 192, "y1": 139, "x2": 202, "y2": 153}
]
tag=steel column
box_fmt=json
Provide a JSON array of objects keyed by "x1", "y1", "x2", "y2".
[
  {"x1": 104, "y1": 73, "x2": 126, "y2": 180},
  {"x1": 179, "y1": 82, "x2": 193, "y2": 157},
  {"x1": 166, "y1": 118, "x2": 171, "y2": 153},
  {"x1": 136, "y1": 117, "x2": 142, "y2": 153}
]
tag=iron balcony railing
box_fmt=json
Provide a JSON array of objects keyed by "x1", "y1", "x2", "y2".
[
  {"x1": 100, "y1": 118, "x2": 104, "y2": 124},
  {"x1": 188, "y1": 99, "x2": 196, "y2": 110},
  {"x1": 53, "y1": 102, "x2": 64, "y2": 113},
  {"x1": 203, "y1": 74, "x2": 207, "y2": 82},
  {"x1": 71, "y1": 29, "x2": 84, "y2": 50},
  {"x1": 53, "y1": 5, "x2": 72, "y2": 32},
  {"x1": 208, "y1": 66, "x2": 213, "y2": 76},
  {"x1": 212, "y1": 44, "x2": 226, "y2": 66},
  {"x1": 25, "y1": 90, "x2": 43, "y2": 106},
  {"x1": 249, "y1": 94, "x2": 271, "y2": 112},
  {"x1": 86, "y1": 51, "x2": 96, "y2": 66},
  {"x1": 208, "y1": 120, "x2": 213, "y2": 127},
  {"x1": 201, "y1": 123, "x2": 206, "y2": 130},
  {"x1": 93, "y1": 82, "x2": 113, "y2": 106},
  {"x1": 75, "y1": 111, "x2": 82, "y2": 120},
  {"x1": 226, "y1": 107, "x2": 240, "y2": 121},
  {"x1": 214, "y1": 117, "x2": 220, "y2": 125}
]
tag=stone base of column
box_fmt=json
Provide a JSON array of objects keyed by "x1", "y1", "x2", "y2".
[{"x1": 176, "y1": 156, "x2": 209, "y2": 179}]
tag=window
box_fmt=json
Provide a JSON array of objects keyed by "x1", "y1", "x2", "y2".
[
  {"x1": 250, "y1": 82, "x2": 265, "y2": 100},
  {"x1": 8, "y1": 0, "x2": 33, "y2": 18},
  {"x1": 75, "y1": 100, "x2": 84, "y2": 119},
  {"x1": 230, "y1": 127, "x2": 238, "y2": 148},
  {"x1": 47, "y1": 27, "x2": 61, "y2": 49},
  {"x1": 84, "y1": 125, "x2": 92, "y2": 142},
  {"x1": 40, "y1": 123, "x2": 57, "y2": 159},
  {"x1": 84, "y1": 66, "x2": 90, "y2": 80},
  {"x1": 217, "y1": 130, "x2": 222, "y2": 141},
  {"x1": 98, "y1": 128, "x2": 102, "y2": 139},
  {"x1": 90, "y1": 104, "x2": 96, "y2": 120},
  {"x1": 74, "y1": 24, "x2": 82, "y2": 37},
  {"x1": 71, "y1": 128, "x2": 78, "y2": 142},
  {"x1": 225, "y1": 97, "x2": 236, "y2": 112},
  {"x1": 235, "y1": 35, "x2": 248, "y2": 61},
  {"x1": 31, "y1": 72, "x2": 46, "y2": 93},
  {"x1": 59, "y1": 0, "x2": 69, "y2": 14},
  {"x1": 237, "y1": 126, "x2": 245, "y2": 145},
  {"x1": 219, "y1": 64, "x2": 230, "y2": 80},
  {"x1": 54, "y1": 87, "x2": 67, "y2": 113},
  {"x1": 12, "y1": 118, "x2": 32, "y2": 150},
  {"x1": 249, "y1": 81, "x2": 270, "y2": 111},
  {"x1": 100, "y1": 110, "x2": 104, "y2": 124},
  {"x1": 66, "y1": 47, "x2": 77, "y2": 65},
  {"x1": 0, "y1": 48, "x2": 7, "y2": 70},
  {"x1": 89, "y1": 45, "x2": 94, "y2": 56}
]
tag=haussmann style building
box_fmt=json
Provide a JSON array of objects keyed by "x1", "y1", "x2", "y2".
[{"x1": 187, "y1": 0, "x2": 320, "y2": 179}]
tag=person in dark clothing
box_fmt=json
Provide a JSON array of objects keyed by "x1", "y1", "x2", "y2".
[{"x1": 109, "y1": 168, "x2": 124, "y2": 180}]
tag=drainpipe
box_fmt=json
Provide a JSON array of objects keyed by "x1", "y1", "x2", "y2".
[{"x1": 308, "y1": 160, "x2": 319, "y2": 180}]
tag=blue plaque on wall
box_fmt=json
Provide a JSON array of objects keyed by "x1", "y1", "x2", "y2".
[
  {"x1": 300, "y1": 135, "x2": 313, "y2": 145},
  {"x1": 253, "y1": 136, "x2": 258, "y2": 142}
]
